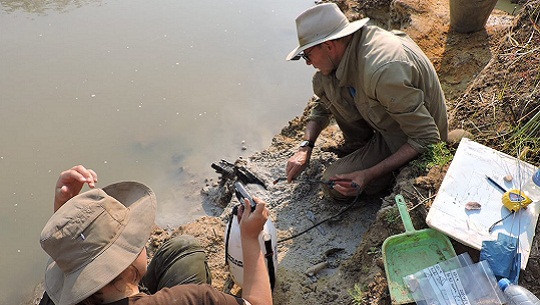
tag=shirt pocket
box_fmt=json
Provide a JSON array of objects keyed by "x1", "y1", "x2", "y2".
[{"x1": 332, "y1": 96, "x2": 363, "y2": 123}]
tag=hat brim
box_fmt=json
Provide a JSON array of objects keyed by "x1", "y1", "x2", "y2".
[
  {"x1": 44, "y1": 181, "x2": 157, "y2": 305},
  {"x1": 286, "y1": 18, "x2": 369, "y2": 61}
]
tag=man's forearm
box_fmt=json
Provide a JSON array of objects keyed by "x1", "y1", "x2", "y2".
[
  {"x1": 303, "y1": 120, "x2": 324, "y2": 142},
  {"x1": 366, "y1": 143, "x2": 419, "y2": 180}
]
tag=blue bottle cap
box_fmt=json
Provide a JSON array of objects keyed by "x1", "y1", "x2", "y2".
[
  {"x1": 498, "y1": 278, "x2": 511, "y2": 291},
  {"x1": 533, "y1": 170, "x2": 540, "y2": 187}
]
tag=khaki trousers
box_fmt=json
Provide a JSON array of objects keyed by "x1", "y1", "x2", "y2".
[{"x1": 322, "y1": 132, "x2": 395, "y2": 201}]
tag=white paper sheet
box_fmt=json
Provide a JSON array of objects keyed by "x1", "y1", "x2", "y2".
[{"x1": 426, "y1": 138, "x2": 540, "y2": 269}]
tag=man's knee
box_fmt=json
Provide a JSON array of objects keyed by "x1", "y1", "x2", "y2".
[
  {"x1": 143, "y1": 235, "x2": 211, "y2": 292},
  {"x1": 446, "y1": 129, "x2": 473, "y2": 148},
  {"x1": 163, "y1": 235, "x2": 203, "y2": 254}
]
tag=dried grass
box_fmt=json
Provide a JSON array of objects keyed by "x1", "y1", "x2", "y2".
[{"x1": 451, "y1": 0, "x2": 540, "y2": 164}]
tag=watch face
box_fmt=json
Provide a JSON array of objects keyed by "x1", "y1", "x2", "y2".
[{"x1": 300, "y1": 140, "x2": 314, "y2": 148}]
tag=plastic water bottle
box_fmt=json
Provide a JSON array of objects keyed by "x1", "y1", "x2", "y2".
[
  {"x1": 498, "y1": 278, "x2": 540, "y2": 305},
  {"x1": 522, "y1": 169, "x2": 540, "y2": 202}
]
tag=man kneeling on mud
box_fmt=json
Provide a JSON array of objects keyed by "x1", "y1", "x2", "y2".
[{"x1": 285, "y1": 3, "x2": 449, "y2": 202}]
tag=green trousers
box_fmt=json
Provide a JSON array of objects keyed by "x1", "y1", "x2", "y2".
[{"x1": 141, "y1": 235, "x2": 212, "y2": 293}]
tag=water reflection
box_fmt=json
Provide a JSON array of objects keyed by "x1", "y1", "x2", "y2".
[{"x1": 0, "y1": 0, "x2": 101, "y2": 14}]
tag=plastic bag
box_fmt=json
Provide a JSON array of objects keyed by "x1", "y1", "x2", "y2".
[
  {"x1": 404, "y1": 253, "x2": 505, "y2": 304},
  {"x1": 480, "y1": 233, "x2": 521, "y2": 283}
]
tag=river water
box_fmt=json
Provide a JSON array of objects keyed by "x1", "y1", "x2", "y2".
[{"x1": 0, "y1": 0, "x2": 313, "y2": 303}]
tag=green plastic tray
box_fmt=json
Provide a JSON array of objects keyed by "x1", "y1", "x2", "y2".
[{"x1": 382, "y1": 195, "x2": 457, "y2": 304}]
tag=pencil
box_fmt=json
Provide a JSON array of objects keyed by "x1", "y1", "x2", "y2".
[{"x1": 485, "y1": 175, "x2": 507, "y2": 193}]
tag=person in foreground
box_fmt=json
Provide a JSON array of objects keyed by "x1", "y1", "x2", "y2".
[
  {"x1": 39, "y1": 165, "x2": 273, "y2": 305},
  {"x1": 285, "y1": 3, "x2": 449, "y2": 202}
]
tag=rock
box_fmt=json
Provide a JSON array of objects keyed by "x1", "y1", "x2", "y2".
[{"x1": 447, "y1": 129, "x2": 473, "y2": 146}]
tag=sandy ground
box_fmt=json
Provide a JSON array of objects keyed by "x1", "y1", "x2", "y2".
[{"x1": 24, "y1": 0, "x2": 540, "y2": 304}]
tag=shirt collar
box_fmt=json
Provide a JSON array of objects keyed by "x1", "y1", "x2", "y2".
[{"x1": 335, "y1": 30, "x2": 363, "y2": 87}]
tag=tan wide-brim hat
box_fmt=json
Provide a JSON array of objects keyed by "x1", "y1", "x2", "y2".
[
  {"x1": 286, "y1": 3, "x2": 369, "y2": 61},
  {"x1": 40, "y1": 181, "x2": 157, "y2": 305}
]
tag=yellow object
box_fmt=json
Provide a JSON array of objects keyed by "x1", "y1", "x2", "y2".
[{"x1": 502, "y1": 189, "x2": 533, "y2": 212}]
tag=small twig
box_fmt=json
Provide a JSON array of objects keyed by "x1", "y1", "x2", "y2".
[
  {"x1": 506, "y1": 98, "x2": 519, "y2": 125},
  {"x1": 519, "y1": 147, "x2": 530, "y2": 160},
  {"x1": 478, "y1": 91, "x2": 486, "y2": 106},
  {"x1": 467, "y1": 119, "x2": 483, "y2": 134},
  {"x1": 410, "y1": 194, "x2": 438, "y2": 211},
  {"x1": 490, "y1": 95, "x2": 498, "y2": 121},
  {"x1": 412, "y1": 185, "x2": 426, "y2": 201},
  {"x1": 402, "y1": 188, "x2": 418, "y2": 200}
]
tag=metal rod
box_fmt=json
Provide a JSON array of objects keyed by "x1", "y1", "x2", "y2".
[
  {"x1": 273, "y1": 177, "x2": 333, "y2": 185},
  {"x1": 488, "y1": 212, "x2": 514, "y2": 233}
]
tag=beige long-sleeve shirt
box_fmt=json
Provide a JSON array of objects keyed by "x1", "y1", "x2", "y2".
[{"x1": 309, "y1": 25, "x2": 448, "y2": 154}]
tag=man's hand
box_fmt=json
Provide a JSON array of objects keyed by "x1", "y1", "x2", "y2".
[
  {"x1": 286, "y1": 148, "x2": 312, "y2": 182},
  {"x1": 329, "y1": 170, "x2": 368, "y2": 197},
  {"x1": 329, "y1": 143, "x2": 419, "y2": 197},
  {"x1": 54, "y1": 165, "x2": 98, "y2": 212}
]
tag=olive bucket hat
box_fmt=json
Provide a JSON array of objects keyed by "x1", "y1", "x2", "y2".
[
  {"x1": 286, "y1": 3, "x2": 369, "y2": 61},
  {"x1": 40, "y1": 181, "x2": 157, "y2": 305}
]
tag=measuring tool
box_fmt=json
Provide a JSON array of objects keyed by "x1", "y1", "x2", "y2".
[
  {"x1": 485, "y1": 175, "x2": 533, "y2": 212},
  {"x1": 485, "y1": 175, "x2": 533, "y2": 232}
]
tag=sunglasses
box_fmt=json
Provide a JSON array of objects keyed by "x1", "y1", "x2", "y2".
[
  {"x1": 301, "y1": 48, "x2": 314, "y2": 61},
  {"x1": 293, "y1": 48, "x2": 315, "y2": 61}
]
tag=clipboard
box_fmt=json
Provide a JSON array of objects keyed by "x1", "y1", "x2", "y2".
[{"x1": 426, "y1": 138, "x2": 540, "y2": 270}]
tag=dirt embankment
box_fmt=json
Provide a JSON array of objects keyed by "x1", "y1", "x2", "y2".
[{"x1": 24, "y1": 0, "x2": 540, "y2": 304}]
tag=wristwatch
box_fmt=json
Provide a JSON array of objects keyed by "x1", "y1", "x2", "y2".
[{"x1": 299, "y1": 140, "x2": 315, "y2": 148}]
